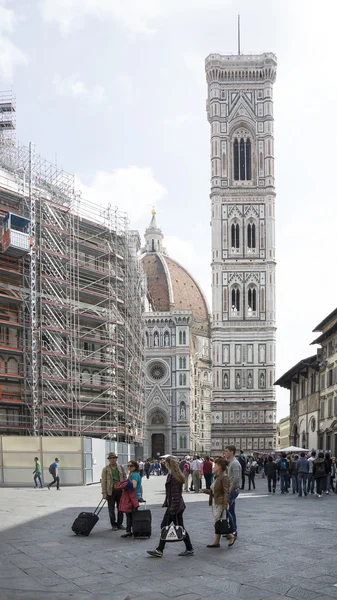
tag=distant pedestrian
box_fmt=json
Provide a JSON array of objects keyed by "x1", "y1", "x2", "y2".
[
  {"x1": 203, "y1": 456, "x2": 213, "y2": 490},
  {"x1": 238, "y1": 450, "x2": 246, "y2": 490},
  {"x1": 247, "y1": 460, "x2": 256, "y2": 490},
  {"x1": 307, "y1": 451, "x2": 316, "y2": 494},
  {"x1": 138, "y1": 460, "x2": 144, "y2": 478},
  {"x1": 147, "y1": 456, "x2": 194, "y2": 558},
  {"x1": 47, "y1": 458, "x2": 60, "y2": 491},
  {"x1": 297, "y1": 452, "x2": 309, "y2": 497},
  {"x1": 313, "y1": 452, "x2": 326, "y2": 497},
  {"x1": 33, "y1": 457, "x2": 43, "y2": 488},
  {"x1": 144, "y1": 460, "x2": 151, "y2": 479},
  {"x1": 265, "y1": 456, "x2": 277, "y2": 493},
  {"x1": 191, "y1": 455, "x2": 202, "y2": 493},
  {"x1": 224, "y1": 445, "x2": 241, "y2": 537},
  {"x1": 277, "y1": 453, "x2": 289, "y2": 494},
  {"x1": 289, "y1": 455, "x2": 298, "y2": 494}
]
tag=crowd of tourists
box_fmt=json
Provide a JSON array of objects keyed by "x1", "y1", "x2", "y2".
[{"x1": 71, "y1": 445, "x2": 337, "y2": 558}]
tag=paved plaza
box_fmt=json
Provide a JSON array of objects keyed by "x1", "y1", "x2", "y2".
[{"x1": 0, "y1": 475, "x2": 337, "y2": 600}]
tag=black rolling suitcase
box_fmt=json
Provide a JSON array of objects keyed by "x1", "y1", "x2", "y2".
[
  {"x1": 72, "y1": 498, "x2": 106, "y2": 536},
  {"x1": 132, "y1": 503, "x2": 152, "y2": 538}
]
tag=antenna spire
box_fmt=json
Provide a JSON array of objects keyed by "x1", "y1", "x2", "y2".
[{"x1": 238, "y1": 14, "x2": 241, "y2": 55}]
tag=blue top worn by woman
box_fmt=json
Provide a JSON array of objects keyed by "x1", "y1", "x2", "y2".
[{"x1": 131, "y1": 472, "x2": 142, "y2": 499}]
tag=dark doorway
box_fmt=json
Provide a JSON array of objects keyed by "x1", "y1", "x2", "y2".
[{"x1": 152, "y1": 433, "x2": 165, "y2": 458}]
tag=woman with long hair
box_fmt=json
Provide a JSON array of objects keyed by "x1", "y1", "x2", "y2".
[
  {"x1": 201, "y1": 457, "x2": 235, "y2": 548},
  {"x1": 147, "y1": 455, "x2": 194, "y2": 558},
  {"x1": 121, "y1": 460, "x2": 142, "y2": 538}
]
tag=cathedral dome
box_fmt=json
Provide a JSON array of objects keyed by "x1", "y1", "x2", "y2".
[{"x1": 141, "y1": 212, "x2": 210, "y2": 323}]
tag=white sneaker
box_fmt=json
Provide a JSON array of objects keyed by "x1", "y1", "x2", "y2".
[{"x1": 325, "y1": 491, "x2": 329, "y2": 495}]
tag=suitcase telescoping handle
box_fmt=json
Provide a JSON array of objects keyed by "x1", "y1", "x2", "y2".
[{"x1": 94, "y1": 498, "x2": 107, "y2": 516}]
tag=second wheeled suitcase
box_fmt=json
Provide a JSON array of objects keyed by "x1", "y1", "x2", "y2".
[
  {"x1": 132, "y1": 504, "x2": 152, "y2": 538},
  {"x1": 72, "y1": 498, "x2": 106, "y2": 536}
]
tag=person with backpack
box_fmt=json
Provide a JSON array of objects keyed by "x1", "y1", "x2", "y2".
[
  {"x1": 47, "y1": 458, "x2": 60, "y2": 491},
  {"x1": 277, "y1": 453, "x2": 289, "y2": 494},
  {"x1": 246, "y1": 460, "x2": 256, "y2": 491},
  {"x1": 313, "y1": 452, "x2": 327, "y2": 497}
]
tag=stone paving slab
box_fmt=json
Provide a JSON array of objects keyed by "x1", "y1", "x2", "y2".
[{"x1": 1, "y1": 476, "x2": 337, "y2": 599}]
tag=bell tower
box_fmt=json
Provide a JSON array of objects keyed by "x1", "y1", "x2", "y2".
[{"x1": 206, "y1": 52, "x2": 277, "y2": 454}]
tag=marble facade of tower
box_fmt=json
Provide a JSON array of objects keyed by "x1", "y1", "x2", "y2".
[{"x1": 205, "y1": 53, "x2": 277, "y2": 454}]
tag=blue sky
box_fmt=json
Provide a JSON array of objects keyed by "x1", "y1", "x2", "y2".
[{"x1": 1, "y1": 0, "x2": 337, "y2": 418}]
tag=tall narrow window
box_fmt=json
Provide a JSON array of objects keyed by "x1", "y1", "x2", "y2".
[
  {"x1": 240, "y1": 138, "x2": 245, "y2": 180},
  {"x1": 151, "y1": 239, "x2": 155, "y2": 251},
  {"x1": 231, "y1": 223, "x2": 240, "y2": 249},
  {"x1": 231, "y1": 287, "x2": 240, "y2": 312},
  {"x1": 246, "y1": 139, "x2": 251, "y2": 180},
  {"x1": 233, "y1": 136, "x2": 252, "y2": 181},
  {"x1": 247, "y1": 223, "x2": 256, "y2": 249},
  {"x1": 234, "y1": 138, "x2": 239, "y2": 180},
  {"x1": 248, "y1": 288, "x2": 256, "y2": 311}
]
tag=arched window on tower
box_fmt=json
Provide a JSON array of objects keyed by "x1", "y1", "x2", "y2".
[
  {"x1": 233, "y1": 136, "x2": 252, "y2": 181},
  {"x1": 151, "y1": 239, "x2": 155, "y2": 251},
  {"x1": 248, "y1": 288, "x2": 257, "y2": 312},
  {"x1": 233, "y1": 138, "x2": 239, "y2": 180},
  {"x1": 247, "y1": 222, "x2": 256, "y2": 250},
  {"x1": 231, "y1": 287, "x2": 240, "y2": 313},
  {"x1": 231, "y1": 223, "x2": 240, "y2": 249}
]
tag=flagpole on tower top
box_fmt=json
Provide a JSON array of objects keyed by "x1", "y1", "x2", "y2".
[{"x1": 238, "y1": 14, "x2": 241, "y2": 55}]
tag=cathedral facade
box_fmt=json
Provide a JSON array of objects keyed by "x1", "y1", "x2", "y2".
[
  {"x1": 206, "y1": 53, "x2": 277, "y2": 454},
  {"x1": 141, "y1": 212, "x2": 212, "y2": 459}
]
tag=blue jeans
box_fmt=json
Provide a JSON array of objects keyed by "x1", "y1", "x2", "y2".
[
  {"x1": 228, "y1": 488, "x2": 239, "y2": 533},
  {"x1": 298, "y1": 472, "x2": 307, "y2": 496},
  {"x1": 280, "y1": 472, "x2": 288, "y2": 493},
  {"x1": 307, "y1": 473, "x2": 315, "y2": 493},
  {"x1": 34, "y1": 473, "x2": 43, "y2": 487},
  {"x1": 291, "y1": 475, "x2": 298, "y2": 494}
]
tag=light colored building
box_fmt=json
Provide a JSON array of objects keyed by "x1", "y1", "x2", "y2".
[
  {"x1": 140, "y1": 212, "x2": 212, "y2": 458},
  {"x1": 311, "y1": 308, "x2": 337, "y2": 454},
  {"x1": 205, "y1": 52, "x2": 277, "y2": 454},
  {"x1": 275, "y1": 356, "x2": 320, "y2": 451},
  {"x1": 277, "y1": 416, "x2": 290, "y2": 450}
]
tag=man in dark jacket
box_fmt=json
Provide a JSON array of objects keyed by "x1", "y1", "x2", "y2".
[
  {"x1": 289, "y1": 455, "x2": 298, "y2": 494},
  {"x1": 313, "y1": 452, "x2": 326, "y2": 497},
  {"x1": 265, "y1": 456, "x2": 277, "y2": 493},
  {"x1": 238, "y1": 450, "x2": 246, "y2": 490},
  {"x1": 297, "y1": 452, "x2": 309, "y2": 497}
]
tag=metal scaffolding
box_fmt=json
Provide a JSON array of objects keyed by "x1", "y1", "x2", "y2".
[{"x1": 0, "y1": 138, "x2": 145, "y2": 443}]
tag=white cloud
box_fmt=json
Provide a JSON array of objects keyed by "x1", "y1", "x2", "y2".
[
  {"x1": 40, "y1": 0, "x2": 161, "y2": 35},
  {"x1": 0, "y1": 5, "x2": 27, "y2": 79},
  {"x1": 76, "y1": 166, "x2": 167, "y2": 224},
  {"x1": 117, "y1": 74, "x2": 133, "y2": 103},
  {"x1": 53, "y1": 73, "x2": 105, "y2": 104},
  {"x1": 161, "y1": 114, "x2": 195, "y2": 127}
]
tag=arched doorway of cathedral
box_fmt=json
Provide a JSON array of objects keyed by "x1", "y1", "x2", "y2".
[
  {"x1": 147, "y1": 408, "x2": 171, "y2": 459},
  {"x1": 152, "y1": 433, "x2": 165, "y2": 458}
]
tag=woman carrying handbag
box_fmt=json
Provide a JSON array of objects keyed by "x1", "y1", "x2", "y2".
[
  {"x1": 115, "y1": 460, "x2": 141, "y2": 538},
  {"x1": 201, "y1": 457, "x2": 235, "y2": 548},
  {"x1": 147, "y1": 455, "x2": 194, "y2": 558}
]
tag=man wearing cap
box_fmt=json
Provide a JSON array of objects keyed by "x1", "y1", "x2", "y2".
[{"x1": 101, "y1": 452, "x2": 127, "y2": 531}]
